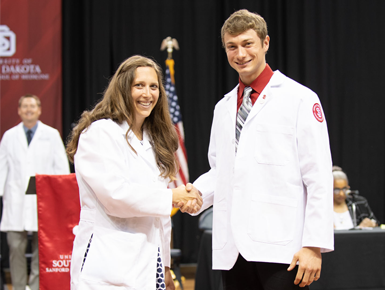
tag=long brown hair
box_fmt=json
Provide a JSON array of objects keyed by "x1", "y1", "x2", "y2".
[{"x1": 66, "y1": 55, "x2": 179, "y2": 179}]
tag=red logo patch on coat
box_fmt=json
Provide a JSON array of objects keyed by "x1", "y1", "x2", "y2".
[{"x1": 312, "y1": 103, "x2": 324, "y2": 122}]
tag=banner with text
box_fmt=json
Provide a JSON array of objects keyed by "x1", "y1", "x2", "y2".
[
  {"x1": 36, "y1": 174, "x2": 80, "y2": 290},
  {"x1": 0, "y1": 0, "x2": 62, "y2": 138}
]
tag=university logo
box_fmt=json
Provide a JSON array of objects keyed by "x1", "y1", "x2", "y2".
[
  {"x1": 0, "y1": 25, "x2": 16, "y2": 57},
  {"x1": 312, "y1": 103, "x2": 324, "y2": 123}
]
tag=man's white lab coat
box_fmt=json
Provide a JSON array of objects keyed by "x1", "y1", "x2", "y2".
[
  {"x1": 0, "y1": 121, "x2": 70, "y2": 231},
  {"x1": 194, "y1": 71, "x2": 334, "y2": 270}
]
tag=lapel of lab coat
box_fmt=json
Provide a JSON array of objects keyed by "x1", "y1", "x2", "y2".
[
  {"x1": 136, "y1": 130, "x2": 158, "y2": 172},
  {"x1": 243, "y1": 70, "x2": 284, "y2": 124},
  {"x1": 223, "y1": 85, "x2": 239, "y2": 128},
  {"x1": 29, "y1": 121, "x2": 44, "y2": 148},
  {"x1": 223, "y1": 71, "x2": 285, "y2": 140},
  {"x1": 17, "y1": 122, "x2": 29, "y2": 150},
  {"x1": 17, "y1": 121, "x2": 44, "y2": 150},
  {"x1": 119, "y1": 121, "x2": 158, "y2": 173}
]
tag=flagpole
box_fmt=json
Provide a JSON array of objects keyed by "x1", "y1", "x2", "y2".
[
  {"x1": 161, "y1": 37, "x2": 189, "y2": 219},
  {"x1": 161, "y1": 38, "x2": 187, "y2": 290}
]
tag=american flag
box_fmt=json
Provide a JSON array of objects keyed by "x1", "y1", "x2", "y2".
[{"x1": 165, "y1": 59, "x2": 189, "y2": 188}]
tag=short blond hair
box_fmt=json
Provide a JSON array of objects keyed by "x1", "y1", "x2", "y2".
[
  {"x1": 18, "y1": 94, "x2": 41, "y2": 107},
  {"x1": 221, "y1": 9, "x2": 268, "y2": 47}
]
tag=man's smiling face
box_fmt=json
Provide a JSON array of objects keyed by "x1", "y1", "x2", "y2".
[{"x1": 224, "y1": 29, "x2": 269, "y2": 85}]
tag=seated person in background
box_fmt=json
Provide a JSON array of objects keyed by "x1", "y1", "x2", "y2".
[{"x1": 333, "y1": 166, "x2": 379, "y2": 229}]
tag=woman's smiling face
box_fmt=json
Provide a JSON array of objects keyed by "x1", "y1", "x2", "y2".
[{"x1": 131, "y1": 66, "x2": 159, "y2": 126}]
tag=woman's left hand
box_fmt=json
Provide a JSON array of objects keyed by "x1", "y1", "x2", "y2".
[
  {"x1": 165, "y1": 267, "x2": 175, "y2": 290},
  {"x1": 359, "y1": 217, "x2": 377, "y2": 228}
]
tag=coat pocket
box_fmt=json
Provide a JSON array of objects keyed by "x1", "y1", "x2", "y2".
[
  {"x1": 254, "y1": 124, "x2": 294, "y2": 166},
  {"x1": 247, "y1": 194, "x2": 297, "y2": 245},
  {"x1": 80, "y1": 226, "x2": 141, "y2": 287}
]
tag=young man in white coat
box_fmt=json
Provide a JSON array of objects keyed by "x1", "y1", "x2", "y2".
[
  {"x1": 0, "y1": 94, "x2": 70, "y2": 290},
  {"x1": 186, "y1": 9, "x2": 334, "y2": 290}
]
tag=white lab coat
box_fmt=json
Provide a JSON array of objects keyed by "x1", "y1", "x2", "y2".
[
  {"x1": 70, "y1": 119, "x2": 173, "y2": 290},
  {"x1": 0, "y1": 121, "x2": 70, "y2": 231},
  {"x1": 194, "y1": 71, "x2": 334, "y2": 270}
]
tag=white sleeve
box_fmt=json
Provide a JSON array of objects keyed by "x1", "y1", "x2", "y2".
[
  {"x1": 75, "y1": 121, "x2": 173, "y2": 219},
  {"x1": 192, "y1": 109, "x2": 219, "y2": 215},
  {"x1": 297, "y1": 94, "x2": 334, "y2": 252},
  {"x1": 0, "y1": 132, "x2": 9, "y2": 196}
]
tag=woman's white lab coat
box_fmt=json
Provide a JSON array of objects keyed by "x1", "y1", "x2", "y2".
[{"x1": 70, "y1": 119, "x2": 173, "y2": 290}]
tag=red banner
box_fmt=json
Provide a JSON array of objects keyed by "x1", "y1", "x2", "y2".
[
  {"x1": 0, "y1": 0, "x2": 62, "y2": 138},
  {"x1": 36, "y1": 174, "x2": 80, "y2": 290}
]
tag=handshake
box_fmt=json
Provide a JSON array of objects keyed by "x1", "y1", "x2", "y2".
[{"x1": 171, "y1": 183, "x2": 203, "y2": 214}]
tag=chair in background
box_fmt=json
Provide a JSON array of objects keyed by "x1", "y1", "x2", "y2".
[
  {"x1": 170, "y1": 248, "x2": 183, "y2": 289},
  {"x1": 195, "y1": 207, "x2": 223, "y2": 290},
  {"x1": 171, "y1": 209, "x2": 184, "y2": 290},
  {"x1": 198, "y1": 207, "x2": 213, "y2": 231}
]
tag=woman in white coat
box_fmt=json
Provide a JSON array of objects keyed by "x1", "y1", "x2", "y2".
[{"x1": 66, "y1": 55, "x2": 202, "y2": 290}]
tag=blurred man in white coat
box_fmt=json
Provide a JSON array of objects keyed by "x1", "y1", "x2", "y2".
[
  {"x1": 186, "y1": 9, "x2": 334, "y2": 290},
  {"x1": 0, "y1": 94, "x2": 70, "y2": 290}
]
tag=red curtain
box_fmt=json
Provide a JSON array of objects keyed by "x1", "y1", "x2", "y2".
[
  {"x1": 36, "y1": 174, "x2": 80, "y2": 290},
  {"x1": 0, "y1": 0, "x2": 62, "y2": 138}
]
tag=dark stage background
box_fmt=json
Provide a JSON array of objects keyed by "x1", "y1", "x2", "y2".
[{"x1": 62, "y1": 0, "x2": 385, "y2": 263}]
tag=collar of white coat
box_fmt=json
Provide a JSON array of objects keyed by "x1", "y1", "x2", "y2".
[
  {"x1": 224, "y1": 70, "x2": 283, "y2": 101},
  {"x1": 118, "y1": 121, "x2": 152, "y2": 151},
  {"x1": 18, "y1": 120, "x2": 45, "y2": 149},
  {"x1": 223, "y1": 70, "x2": 284, "y2": 125},
  {"x1": 18, "y1": 120, "x2": 43, "y2": 132}
]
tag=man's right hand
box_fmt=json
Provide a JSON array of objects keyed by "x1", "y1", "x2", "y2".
[{"x1": 171, "y1": 184, "x2": 202, "y2": 214}]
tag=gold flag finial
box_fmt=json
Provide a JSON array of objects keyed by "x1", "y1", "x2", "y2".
[{"x1": 160, "y1": 36, "x2": 179, "y2": 59}]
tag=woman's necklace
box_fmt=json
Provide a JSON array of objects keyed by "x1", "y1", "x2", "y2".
[
  {"x1": 338, "y1": 213, "x2": 344, "y2": 224},
  {"x1": 132, "y1": 128, "x2": 143, "y2": 144}
]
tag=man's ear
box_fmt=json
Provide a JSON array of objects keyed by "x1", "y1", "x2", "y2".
[{"x1": 263, "y1": 35, "x2": 270, "y2": 53}]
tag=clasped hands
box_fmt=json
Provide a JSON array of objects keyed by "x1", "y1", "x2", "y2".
[{"x1": 171, "y1": 183, "x2": 202, "y2": 214}]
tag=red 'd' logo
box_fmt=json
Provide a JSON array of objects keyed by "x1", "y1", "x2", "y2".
[{"x1": 312, "y1": 103, "x2": 324, "y2": 123}]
